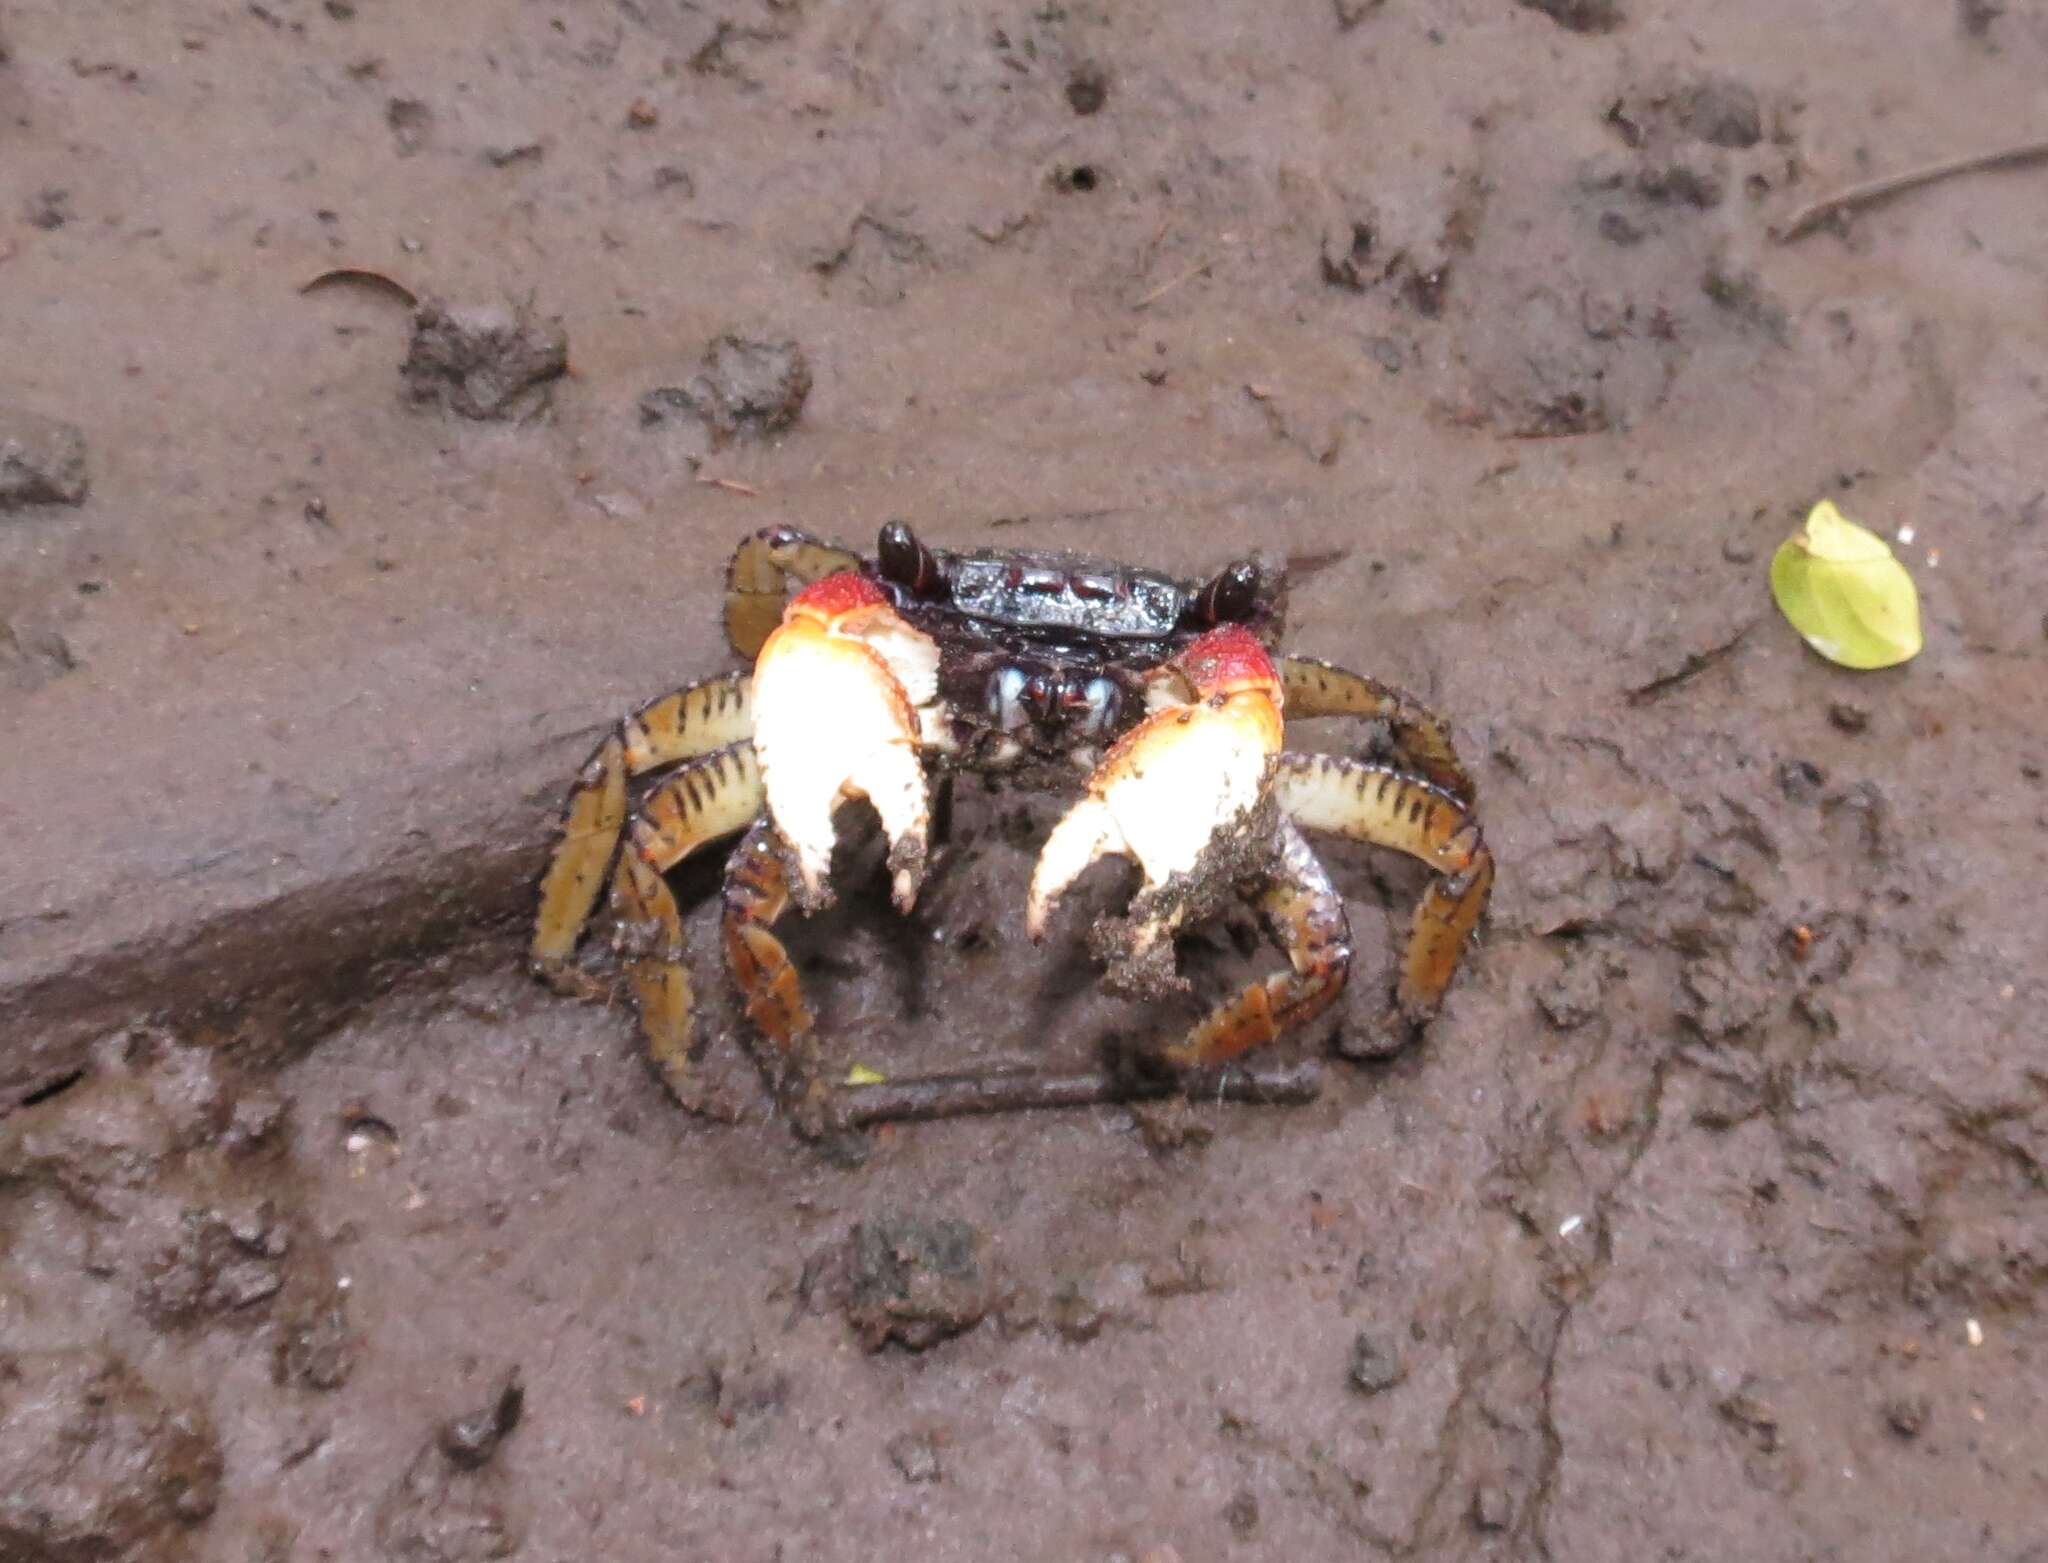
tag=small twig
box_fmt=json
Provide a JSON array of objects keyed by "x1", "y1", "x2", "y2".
[
  {"x1": 298, "y1": 266, "x2": 420, "y2": 309},
  {"x1": 969, "y1": 213, "x2": 1033, "y2": 245},
  {"x1": 839, "y1": 1059, "x2": 1324, "y2": 1126},
  {"x1": 1774, "y1": 137, "x2": 2048, "y2": 243},
  {"x1": 1132, "y1": 256, "x2": 1213, "y2": 311},
  {"x1": 694, "y1": 474, "x2": 761, "y2": 497},
  {"x1": 1136, "y1": 216, "x2": 1172, "y2": 274},
  {"x1": 1625, "y1": 621, "x2": 1756, "y2": 706}
]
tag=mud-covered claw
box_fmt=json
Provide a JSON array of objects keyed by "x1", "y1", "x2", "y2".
[
  {"x1": 1028, "y1": 626, "x2": 1285, "y2": 939},
  {"x1": 749, "y1": 572, "x2": 940, "y2": 913}
]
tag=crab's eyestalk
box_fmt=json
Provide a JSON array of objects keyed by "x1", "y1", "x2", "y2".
[
  {"x1": 750, "y1": 572, "x2": 940, "y2": 913},
  {"x1": 877, "y1": 521, "x2": 945, "y2": 597},
  {"x1": 1185, "y1": 559, "x2": 1261, "y2": 628},
  {"x1": 1027, "y1": 626, "x2": 1285, "y2": 942}
]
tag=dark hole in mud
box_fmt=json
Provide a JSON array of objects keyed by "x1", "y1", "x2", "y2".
[
  {"x1": 1403, "y1": 264, "x2": 1450, "y2": 318},
  {"x1": 1055, "y1": 163, "x2": 1100, "y2": 193},
  {"x1": 19, "y1": 1067, "x2": 86, "y2": 1108},
  {"x1": 1065, "y1": 64, "x2": 1109, "y2": 115}
]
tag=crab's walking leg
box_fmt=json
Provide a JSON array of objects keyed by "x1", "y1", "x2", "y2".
[
  {"x1": 530, "y1": 673, "x2": 753, "y2": 990},
  {"x1": 724, "y1": 526, "x2": 866, "y2": 659},
  {"x1": 1276, "y1": 753, "x2": 1494, "y2": 1046},
  {"x1": 1165, "y1": 822, "x2": 1353, "y2": 1068},
  {"x1": 609, "y1": 743, "x2": 765, "y2": 1106},
  {"x1": 1280, "y1": 657, "x2": 1476, "y2": 807},
  {"x1": 720, "y1": 818, "x2": 837, "y2": 1134},
  {"x1": 623, "y1": 675, "x2": 754, "y2": 773}
]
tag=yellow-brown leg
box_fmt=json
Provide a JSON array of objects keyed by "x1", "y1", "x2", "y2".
[
  {"x1": 1275, "y1": 752, "x2": 1493, "y2": 1051},
  {"x1": 530, "y1": 672, "x2": 753, "y2": 990},
  {"x1": 1165, "y1": 822, "x2": 1353, "y2": 1068},
  {"x1": 720, "y1": 818, "x2": 839, "y2": 1137},
  {"x1": 608, "y1": 742, "x2": 766, "y2": 1108},
  {"x1": 1280, "y1": 657, "x2": 1476, "y2": 807},
  {"x1": 621, "y1": 674, "x2": 753, "y2": 774},
  {"x1": 612, "y1": 852, "x2": 701, "y2": 1108},
  {"x1": 532, "y1": 734, "x2": 629, "y2": 992},
  {"x1": 723, "y1": 525, "x2": 864, "y2": 659}
]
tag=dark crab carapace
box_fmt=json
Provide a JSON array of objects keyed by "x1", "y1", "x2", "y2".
[
  {"x1": 532, "y1": 523, "x2": 1492, "y2": 1137},
  {"x1": 866, "y1": 521, "x2": 1273, "y2": 770}
]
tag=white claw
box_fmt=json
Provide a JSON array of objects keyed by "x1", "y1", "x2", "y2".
[
  {"x1": 750, "y1": 575, "x2": 938, "y2": 911},
  {"x1": 1027, "y1": 626, "x2": 1285, "y2": 939},
  {"x1": 1027, "y1": 799, "x2": 1123, "y2": 940}
]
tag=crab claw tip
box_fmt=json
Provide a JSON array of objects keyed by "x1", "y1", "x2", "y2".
[
  {"x1": 1026, "y1": 799, "x2": 1124, "y2": 939},
  {"x1": 890, "y1": 867, "x2": 919, "y2": 915}
]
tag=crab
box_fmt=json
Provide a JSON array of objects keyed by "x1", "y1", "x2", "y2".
[{"x1": 531, "y1": 523, "x2": 1493, "y2": 1138}]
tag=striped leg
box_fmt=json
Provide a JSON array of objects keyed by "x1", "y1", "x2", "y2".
[
  {"x1": 1275, "y1": 753, "x2": 1493, "y2": 1053},
  {"x1": 723, "y1": 526, "x2": 865, "y2": 659},
  {"x1": 1280, "y1": 657, "x2": 1475, "y2": 807},
  {"x1": 530, "y1": 673, "x2": 753, "y2": 991},
  {"x1": 610, "y1": 743, "x2": 765, "y2": 1108},
  {"x1": 1165, "y1": 821, "x2": 1353, "y2": 1068},
  {"x1": 719, "y1": 818, "x2": 839, "y2": 1137}
]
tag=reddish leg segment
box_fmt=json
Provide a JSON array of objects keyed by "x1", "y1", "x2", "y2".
[
  {"x1": 1166, "y1": 821, "x2": 1354, "y2": 1068},
  {"x1": 719, "y1": 818, "x2": 838, "y2": 1136}
]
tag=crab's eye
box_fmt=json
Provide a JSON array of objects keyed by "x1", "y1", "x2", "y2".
[
  {"x1": 988, "y1": 667, "x2": 1029, "y2": 731},
  {"x1": 1022, "y1": 672, "x2": 1060, "y2": 723},
  {"x1": 877, "y1": 521, "x2": 943, "y2": 595},
  {"x1": 1077, "y1": 676, "x2": 1120, "y2": 737},
  {"x1": 1188, "y1": 560, "x2": 1260, "y2": 626}
]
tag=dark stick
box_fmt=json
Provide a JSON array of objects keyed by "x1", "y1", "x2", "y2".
[{"x1": 840, "y1": 1059, "x2": 1325, "y2": 1125}]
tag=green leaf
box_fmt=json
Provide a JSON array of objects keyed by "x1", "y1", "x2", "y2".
[
  {"x1": 845, "y1": 1063, "x2": 887, "y2": 1087},
  {"x1": 1769, "y1": 500, "x2": 1923, "y2": 670}
]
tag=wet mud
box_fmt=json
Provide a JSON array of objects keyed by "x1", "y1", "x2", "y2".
[{"x1": 3, "y1": 1, "x2": 2047, "y2": 1558}]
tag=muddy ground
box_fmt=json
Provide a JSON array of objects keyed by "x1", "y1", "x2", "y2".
[{"x1": 3, "y1": 0, "x2": 2047, "y2": 1558}]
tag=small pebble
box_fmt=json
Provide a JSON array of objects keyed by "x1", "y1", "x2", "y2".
[
  {"x1": 1827, "y1": 702, "x2": 1870, "y2": 734},
  {"x1": 1776, "y1": 758, "x2": 1826, "y2": 802},
  {"x1": 886, "y1": 1431, "x2": 942, "y2": 1484},
  {"x1": 440, "y1": 1371, "x2": 525, "y2": 1470},
  {"x1": 1349, "y1": 1332, "x2": 1404, "y2": 1395}
]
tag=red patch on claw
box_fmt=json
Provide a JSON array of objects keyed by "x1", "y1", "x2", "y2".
[
  {"x1": 1176, "y1": 625, "x2": 1279, "y2": 699},
  {"x1": 788, "y1": 571, "x2": 888, "y2": 623}
]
